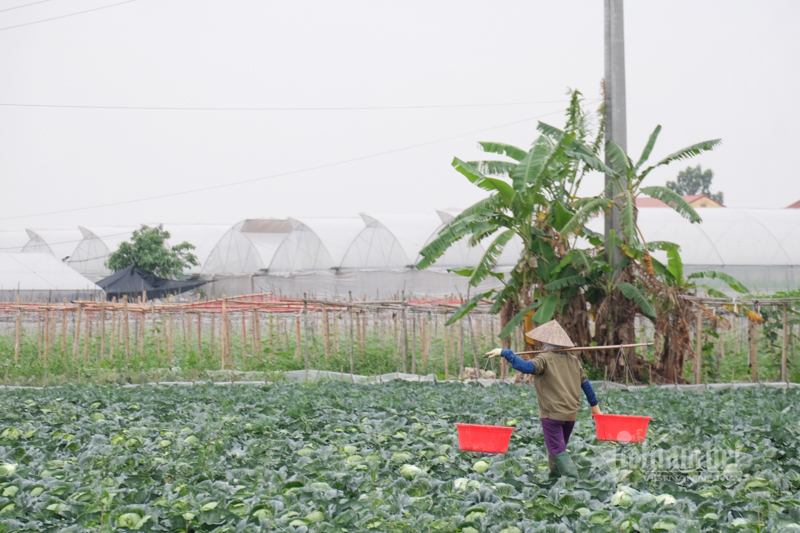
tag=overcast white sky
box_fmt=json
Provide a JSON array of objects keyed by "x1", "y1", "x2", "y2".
[{"x1": 0, "y1": 0, "x2": 798, "y2": 232}]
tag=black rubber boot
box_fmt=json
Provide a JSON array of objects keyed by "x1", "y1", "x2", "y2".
[{"x1": 554, "y1": 451, "x2": 579, "y2": 479}]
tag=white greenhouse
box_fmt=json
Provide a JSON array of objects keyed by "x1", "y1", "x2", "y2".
[
  {"x1": 0, "y1": 253, "x2": 103, "y2": 301},
  {"x1": 3, "y1": 207, "x2": 800, "y2": 301},
  {"x1": 634, "y1": 208, "x2": 800, "y2": 294}
]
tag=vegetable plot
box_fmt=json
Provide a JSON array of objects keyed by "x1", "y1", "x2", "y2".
[{"x1": 0, "y1": 382, "x2": 799, "y2": 532}]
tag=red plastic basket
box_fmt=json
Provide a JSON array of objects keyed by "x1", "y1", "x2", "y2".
[
  {"x1": 454, "y1": 423, "x2": 515, "y2": 454},
  {"x1": 592, "y1": 413, "x2": 652, "y2": 442}
]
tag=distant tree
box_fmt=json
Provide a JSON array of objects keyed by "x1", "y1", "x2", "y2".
[
  {"x1": 666, "y1": 164, "x2": 724, "y2": 204},
  {"x1": 106, "y1": 225, "x2": 198, "y2": 279}
]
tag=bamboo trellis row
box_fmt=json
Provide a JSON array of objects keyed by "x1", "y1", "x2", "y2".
[
  {"x1": 0, "y1": 293, "x2": 505, "y2": 380},
  {"x1": 2, "y1": 293, "x2": 795, "y2": 383}
]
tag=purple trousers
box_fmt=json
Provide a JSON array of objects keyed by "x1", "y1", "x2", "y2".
[{"x1": 541, "y1": 418, "x2": 575, "y2": 457}]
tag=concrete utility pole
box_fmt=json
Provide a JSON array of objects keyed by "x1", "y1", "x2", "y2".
[{"x1": 604, "y1": 0, "x2": 628, "y2": 269}]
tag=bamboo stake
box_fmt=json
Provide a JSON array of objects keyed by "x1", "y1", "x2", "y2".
[
  {"x1": 123, "y1": 296, "x2": 130, "y2": 362},
  {"x1": 782, "y1": 304, "x2": 788, "y2": 383},
  {"x1": 44, "y1": 304, "x2": 50, "y2": 365},
  {"x1": 443, "y1": 320, "x2": 449, "y2": 380},
  {"x1": 241, "y1": 311, "x2": 247, "y2": 361},
  {"x1": 421, "y1": 315, "x2": 428, "y2": 372},
  {"x1": 61, "y1": 297, "x2": 67, "y2": 360},
  {"x1": 253, "y1": 309, "x2": 261, "y2": 361},
  {"x1": 83, "y1": 306, "x2": 90, "y2": 362},
  {"x1": 322, "y1": 305, "x2": 330, "y2": 361},
  {"x1": 295, "y1": 314, "x2": 302, "y2": 361},
  {"x1": 349, "y1": 292, "x2": 355, "y2": 376},
  {"x1": 37, "y1": 300, "x2": 42, "y2": 360},
  {"x1": 696, "y1": 311, "x2": 703, "y2": 385},
  {"x1": 196, "y1": 311, "x2": 202, "y2": 359},
  {"x1": 393, "y1": 311, "x2": 398, "y2": 371},
  {"x1": 139, "y1": 305, "x2": 145, "y2": 363},
  {"x1": 73, "y1": 303, "x2": 82, "y2": 361},
  {"x1": 469, "y1": 314, "x2": 479, "y2": 374},
  {"x1": 211, "y1": 312, "x2": 216, "y2": 355},
  {"x1": 110, "y1": 301, "x2": 116, "y2": 360},
  {"x1": 221, "y1": 296, "x2": 228, "y2": 370},
  {"x1": 268, "y1": 313, "x2": 274, "y2": 357},
  {"x1": 14, "y1": 295, "x2": 21, "y2": 363},
  {"x1": 100, "y1": 300, "x2": 106, "y2": 361},
  {"x1": 749, "y1": 318, "x2": 758, "y2": 382},
  {"x1": 152, "y1": 303, "x2": 160, "y2": 367},
  {"x1": 458, "y1": 318, "x2": 464, "y2": 377},
  {"x1": 355, "y1": 313, "x2": 361, "y2": 355},
  {"x1": 169, "y1": 310, "x2": 174, "y2": 365},
  {"x1": 333, "y1": 311, "x2": 340, "y2": 355},
  {"x1": 182, "y1": 310, "x2": 188, "y2": 354},
  {"x1": 420, "y1": 315, "x2": 426, "y2": 361},
  {"x1": 401, "y1": 292, "x2": 408, "y2": 373},
  {"x1": 303, "y1": 298, "x2": 310, "y2": 376},
  {"x1": 411, "y1": 314, "x2": 417, "y2": 374}
]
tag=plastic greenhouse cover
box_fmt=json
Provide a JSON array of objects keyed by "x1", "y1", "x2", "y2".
[
  {"x1": 0, "y1": 252, "x2": 102, "y2": 292},
  {"x1": 21, "y1": 229, "x2": 85, "y2": 260}
]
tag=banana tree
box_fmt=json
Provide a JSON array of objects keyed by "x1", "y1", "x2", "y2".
[
  {"x1": 553, "y1": 126, "x2": 721, "y2": 379},
  {"x1": 417, "y1": 92, "x2": 610, "y2": 347}
]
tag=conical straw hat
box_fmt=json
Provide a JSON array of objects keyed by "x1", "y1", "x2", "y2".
[{"x1": 525, "y1": 320, "x2": 575, "y2": 347}]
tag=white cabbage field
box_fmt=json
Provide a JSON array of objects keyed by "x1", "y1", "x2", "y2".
[{"x1": 0, "y1": 381, "x2": 799, "y2": 532}]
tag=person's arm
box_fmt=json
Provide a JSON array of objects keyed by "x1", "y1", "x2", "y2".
[
  {"x1": 580, "y1": 365, "x2": 601, "y2": 414},
  {"x1": 501, "y1": 349, "x2": 547, "y2": 375}
]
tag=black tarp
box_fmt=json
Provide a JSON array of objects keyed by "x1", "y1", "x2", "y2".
[{"x1": 97, "y1": 265, "x2": 206, "y2": 301}]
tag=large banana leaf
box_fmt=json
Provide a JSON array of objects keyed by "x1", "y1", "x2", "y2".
[
  {"x1": 497, "y1": 303, "x2": 538, "y2": 339},
  {"x1": 468, "y1": 229, "x2": 516, "y2": 287},
  {"x1": 536, "y1": 121, "x2": 567, "y2": 142},
  {"x1": 605, "y1": 140, "x2": 633, "y2": 172},
  {"x1": 634, "y1": 125, "x2": 662, "y2": 171},
  {"x1": 564, "y1": 144, "x2": 618, "y2": 176},
  {"x1": 416, "y1": 215, "x2": 484, "y2": 269},
  {"x1": 560, "y1": 197, "x2": 610, "y2": 236},
  {"x1": 445, "y1": 291, "x2": 494, "y2": 326},
  {"x1": 510, "y1": 136, "x2": 555, "y2": 192},
  {"x1": 638, "y1": 139, "x2": 722, "y2": 179},
  {"x1": 620, "y1": 190, "x2": 636, "y2": 244},
  {"x1": 639, "y1": 186, "x2": 702, "y2": 223},
  {"x1": 617, "y1": 282, "x2": 657, "y2": 319},
  {"x1": 666, "y1": 246, "x2": 683, "y2": 282},
  {"x1": 478, "y1": 141, "x2": 527, "y2": 162},
  {"x1": 467, "y1": 160, "x2": 516, "y2": 177},
  {"x1": 452, "y1": 158, "x2": 514, "y2": 206},
  {"x1": 652, "y1": 139, "x2": 722, "y2": 168},
  {"x1": 701, "y1": 284, "x2": 729, "y2": 299},
  {"x1": 688, "y1": 270, "x2": 749, "y2": 294},
  {"x1": 531, "y1": 293, "x2": 558, "y2": 324},
  {"x1": 647, "y1": 240, "x2": 680, "y2": 252}
]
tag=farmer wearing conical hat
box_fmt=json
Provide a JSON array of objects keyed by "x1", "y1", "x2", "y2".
[{"x1": 486, "y1": 320, "x2": 601, "y2": 479}]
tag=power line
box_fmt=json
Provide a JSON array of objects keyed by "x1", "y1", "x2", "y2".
[
  {"x1": 0, "y1": 99, "x2": 601, "y2": 112},
  {"x1": 0, "y1": 0, "x2": 137, "y2": 32},
  {"x1": 0, "y1": 108, "x2": 565, "y2": 222},
  {"x1": 0, "y1": 0, "x2": 58, "y2": 14}
]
